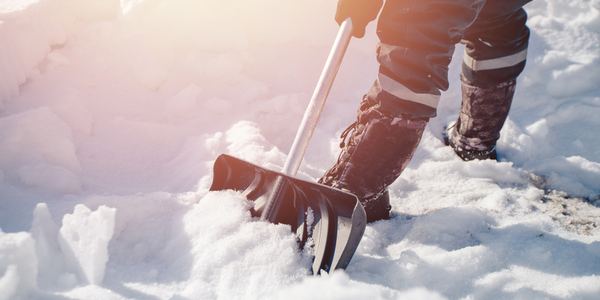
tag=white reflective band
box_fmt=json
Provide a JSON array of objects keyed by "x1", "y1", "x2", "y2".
[
  {"x1": 463, "y1": 49, "x2": 528, "y2": 71},
  {"x1": 377, "y1": 74, "x2": 441, "y2": 108}
]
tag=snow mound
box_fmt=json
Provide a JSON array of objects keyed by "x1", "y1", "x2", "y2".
[
  {"x1": 58, "y1": 204, "x2": 116, "y2": 285},
  {"x1": 0, "y1": 107, "x2": 81, "y2": 193},
  {"x1": 0, "y1": 0, "x2": 600, "y2": 299},
  {"x1": 0, "y1": 230, "x2": 37, "y2": 300}
]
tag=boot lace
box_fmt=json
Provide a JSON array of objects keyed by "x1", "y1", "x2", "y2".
[{"x1": 339, "y1": 122, "x2": 357, "y2": 148}]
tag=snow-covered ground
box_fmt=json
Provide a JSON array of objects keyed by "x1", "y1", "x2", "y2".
[{"x1": 1, "y1": 0, "x2": 599, "y2": 299}]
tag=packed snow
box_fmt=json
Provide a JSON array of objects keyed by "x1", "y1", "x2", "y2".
[{"x1": 1, "y1": 0, "x2": 599, "y2": 299}]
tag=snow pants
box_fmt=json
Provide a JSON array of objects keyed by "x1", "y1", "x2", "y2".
[{"x1": 366, "y1": 0, "x2": 533, "y2": 118}]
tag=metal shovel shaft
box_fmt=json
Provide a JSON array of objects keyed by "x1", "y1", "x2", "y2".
[{"x1": 281, "y1": 19, "x2": 353, "y2": 177}]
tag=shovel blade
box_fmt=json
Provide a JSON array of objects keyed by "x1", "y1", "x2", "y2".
[{"x1": 210, "y1": 154, "x2": 366, "y2": 274}]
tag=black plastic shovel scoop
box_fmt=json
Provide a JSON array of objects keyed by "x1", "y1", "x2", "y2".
[{"x1": 209, "y1": 19, "x2": 366, "y2": 274}]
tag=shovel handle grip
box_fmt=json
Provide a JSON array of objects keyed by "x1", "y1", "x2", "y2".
[{"x1": 281, "y1": 18, "x2": 354, "y2": 176}]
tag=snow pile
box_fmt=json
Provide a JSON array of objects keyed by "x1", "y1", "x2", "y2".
[
  {"x1": 30, "y1": 204, "x2": 67, "y2": 288},
  {"x1": 0, "y1": 107, "x2": 81, "y2": 193},
  {"x1": 0, "y1": 231, "x2": 37, "y2": 300},
  {"x1": 0, "y1": 0, "x2": 65, "y2": 106},
  {"x1": 169, "y1": 191, "x2": 309, "y2": 299},
  {"x1": 0, "y1": 0, "x2": 599, "y2": 299},
  {"x1": 58, "y1": 204, "x2": 116, "y2": 285},
  {"x1": 0, "y1": 202, "x2": 116, "y2": 299},
  {"x1": 498, "y1": 0, "x2": 600, "y2": 198},
  {"x1": 0, "y1": 0, "x2": 120, "y2": 106},
  {"x1": 525, "y1": 0, "x2": 600, "y2": 97}
]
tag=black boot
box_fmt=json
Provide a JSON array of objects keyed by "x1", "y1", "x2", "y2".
[
  {"x1": 319, "y1": 96, "x2": 428, "y2": 223},
  {"x1": 446, "y1": 74, "x2": 516, "y2": 161}
]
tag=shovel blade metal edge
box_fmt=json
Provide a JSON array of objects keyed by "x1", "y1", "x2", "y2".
[{"x1": 209, "y1": 154, "x2": 367, "y2": 274}]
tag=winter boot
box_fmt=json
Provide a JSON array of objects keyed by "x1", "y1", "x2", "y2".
[
  {"x1": 318, "y1": 96, "x2": 428, "y2": 223},
  {"x1": 446, "y1": 74, "x2": 516, "y2": 161}
]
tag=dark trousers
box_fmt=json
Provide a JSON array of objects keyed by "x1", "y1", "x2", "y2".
[{"x1": 366, "y1": 0, "x2": 533, "y2": 118}]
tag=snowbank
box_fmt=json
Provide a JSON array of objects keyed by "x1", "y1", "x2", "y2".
[
  {"x1": 0, "y1": 0, "x2": 120, "y2": 107},
  {"x1": 0, "y1": 107, "x2": 81, "y2": 193},
  {"x1": 0, "y1": 0, "x2": 599, "y2": 299},
  {"x1": 0, "y1": 230, "x2": 37, "y2": 300}
]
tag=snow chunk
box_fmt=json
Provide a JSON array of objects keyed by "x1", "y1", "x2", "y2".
[
  {"x1": 225, "y1": 121, "x2": 287, "y2": 169},
  {"x1": 0, "y1": 230, "x2": 37, "y2": 299},
  {"x1": 30, "y1": 203, "x2": 66, "y2": 287},
  {"x1": 0, "y1": 265, "x2": 19, "y2": 300},
  {"x1": 530, "y1": 156, "x2": 600, "y2": 199},
  {"x1": 0, "y1": 0, "x2": 68, "y2": 105},
  {"x1": 0, "y1": 107, "x2": 81, "y2": 193},
  {"x1": 167, "y1": 190, "x2": 309, "y2": 299},
  {"x1": 58, "y1": 204, "x2": 116, "y2": 285}
]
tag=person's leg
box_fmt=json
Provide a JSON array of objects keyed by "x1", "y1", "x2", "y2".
[
  {"x1": 447, "y1": 0, "x2": 532, "y2": 161},
  {"x1": 320, "y1": 0, "x2": 486, "y2": 222},
  {"x1": 366, "y1": 0, "x2": 488, "y2": 119},
  {"x1": 319, "y1": 97, "x2": 428, "y2": 222}
]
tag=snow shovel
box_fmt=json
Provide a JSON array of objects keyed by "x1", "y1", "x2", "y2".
[{"x1": 210, "y1": 19, "x2": 366, "y2": 275}]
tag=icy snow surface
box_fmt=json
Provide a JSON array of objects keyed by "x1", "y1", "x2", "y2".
[{"x1": 1, "y1": 0, "x2": 600, "y2": 299}]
